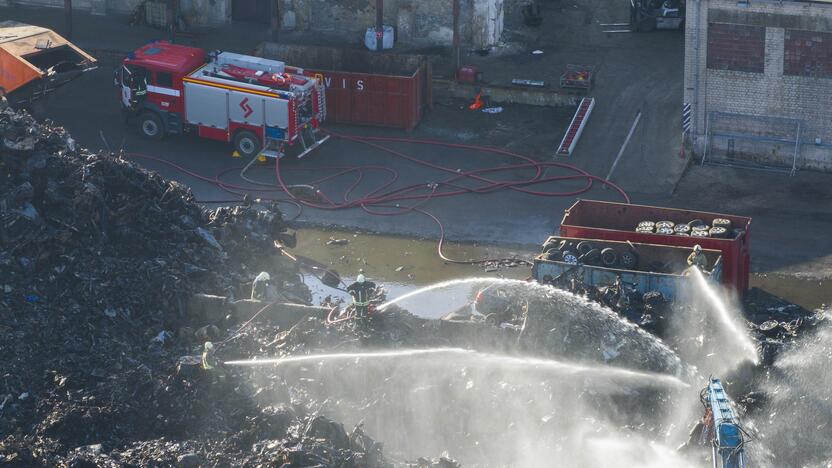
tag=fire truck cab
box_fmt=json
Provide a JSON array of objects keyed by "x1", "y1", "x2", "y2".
[{"x1": 116, "y1": 41, "x2": 327, "y2": 159}]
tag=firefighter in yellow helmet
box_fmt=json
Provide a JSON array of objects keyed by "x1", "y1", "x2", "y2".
[{"x1": 687, "y1": 244, "x2": 708, "y2": 272}]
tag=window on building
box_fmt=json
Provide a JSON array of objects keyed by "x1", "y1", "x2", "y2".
[
  {"x1": 156, "y1": 72, "x2": 173, "y2": 87},
  {"x1": 784, "y1": 30, "x2": 832, "y2": 79},
  {"x1": 707, "y1": 23, "x2": 765, "y2": 73}
]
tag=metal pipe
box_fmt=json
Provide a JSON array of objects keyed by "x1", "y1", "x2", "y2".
[
  {"x1": 605, "y1": 111, "x2": 642, "y2": 183},
  {"x1": 271, "y1": 0, "x2": 280, "y2": 42},
  {"x1": 168, "y1": 0, "x2": 178, "y2": 43},
  {"x1": 376, "y1": 0, "x2": 384, "y2": 51},
  {"x1": 692, "y1": 0, "x2": 702, "y2": 153},
  {"x1": 453, "y1": 0, "x2": 460, "y2": 79},
  {"x1": 64, "y1": 0, "x2": 72, "y2": 39}
]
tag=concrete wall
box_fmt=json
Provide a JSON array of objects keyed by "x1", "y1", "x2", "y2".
[
  {"x1": 684, "y1": 0, "x2": 832, "y2": 171},
  {"x1": 6, "y1": 0, "x2": 503, "y2": 47},
  {"x1": 279, "y1": 0, "x2": 503, "y2": 49},
  {"x1": 4, "y1": 0, "x2": 229, "y2": 25}
]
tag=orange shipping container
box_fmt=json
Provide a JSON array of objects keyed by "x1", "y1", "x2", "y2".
[{"x1": 0, "y1": 21, "x2": 96, "y2": 98}]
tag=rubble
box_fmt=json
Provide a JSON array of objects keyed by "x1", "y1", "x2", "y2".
[{"x1": 0, "y1": 107, "x2": 426, "y2": 466}]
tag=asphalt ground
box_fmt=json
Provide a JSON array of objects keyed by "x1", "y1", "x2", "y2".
[{"x1": 5, "y1": 2, "x2": 832, "y2": 284}]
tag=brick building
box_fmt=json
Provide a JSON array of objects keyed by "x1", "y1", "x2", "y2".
[{"x1": 684, "y1": 0, "x2": 832, "y2": 172}]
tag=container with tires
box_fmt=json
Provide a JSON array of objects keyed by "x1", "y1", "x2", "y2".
[
  {"x1": 560, "y1": 200, "x2": 752, "y2": 295},
  {"x1": 533, "y1": 235, "x2": 723, "y2": 303}
]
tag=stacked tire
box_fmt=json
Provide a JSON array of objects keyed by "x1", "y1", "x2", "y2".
[
  {"x1": 633, "y1": 217, "x2": 741, "y2": 239},
  {"x1": 540, "y1": 239, "x2": 639, "y2": 270}
]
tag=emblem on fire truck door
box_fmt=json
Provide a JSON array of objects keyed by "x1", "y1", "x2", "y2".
[{"x1": 239, "y1": 97, "x2": 254, "y2": 118}]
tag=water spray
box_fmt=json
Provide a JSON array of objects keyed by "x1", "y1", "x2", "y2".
[
  {"x1": 376, "y1": 277, "x2": 528, "y2": 311},
  {"x1": 689, "y1": 268, "x2": 758, "y2": 364},
  {"x1": 225, "y1": 348, "x2": 689, "y2": 389}
]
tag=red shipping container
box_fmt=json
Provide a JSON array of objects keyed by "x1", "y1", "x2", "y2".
[
  {"x1": 559, "y1": 199, "x2": 752, "y2": 294},
  {"x1": 256, "y1": 43, "x2": 431, "y2": 131}
]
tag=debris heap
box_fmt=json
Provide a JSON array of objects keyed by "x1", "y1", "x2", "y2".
[{"x1": 0, "y1": 102, "x2": 408, "y2": 466}]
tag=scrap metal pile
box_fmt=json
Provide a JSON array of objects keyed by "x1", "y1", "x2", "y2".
[{"x1": 0, "y1": 101, "x2": 434, "y2": 466}]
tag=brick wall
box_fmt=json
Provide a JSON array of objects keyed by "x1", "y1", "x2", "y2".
[
  {"x1": 685, "y1": 0, "x2": 832, "y2": 171},
  {"x1": 707, "y1": 23, "x2": 765, "y2": 73},
  {"x1": 784, "y1": 29, "x2": 832, "y2": 78}
]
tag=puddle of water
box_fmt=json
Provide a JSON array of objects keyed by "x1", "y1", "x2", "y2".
[
  {"x1": 292, "y1": 228, "x2": 534, "y2": 318},
  {"x1": 750, "y1": 274, "x2": 829, "y2": 311},
  {"x1": 290, "y1": 228, "x2": 830, "y2": 316}
]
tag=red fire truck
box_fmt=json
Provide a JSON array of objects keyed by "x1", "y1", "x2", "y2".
[{"x1": 115, "y1": 41, "x2": 327, "y2": 159}]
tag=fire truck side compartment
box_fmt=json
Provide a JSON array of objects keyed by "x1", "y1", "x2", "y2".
[
  {"x1": 184, "y1": 82, "x2": 229, "y2": 129},
  {"x1": 265, "y1": 99, "x2": 290, "y2": 128}
]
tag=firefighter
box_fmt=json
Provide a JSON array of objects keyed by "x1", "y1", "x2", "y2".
[
  {"x1": 687, "y1": 244, "x2": 708, "y2": 272},
  {"x1": 251, "y1": 271, "x2": 278, "y2": 301},
  {"x1": 201, "y1": 341, "x2": 219, "y2": 371},
  {"x1": 346, "y1": 270, "x2": 377, "y2": 318}
]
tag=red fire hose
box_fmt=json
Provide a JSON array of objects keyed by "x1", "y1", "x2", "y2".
[{"x1": 127, "y1": 130, "x2": 629, "y2": 266}]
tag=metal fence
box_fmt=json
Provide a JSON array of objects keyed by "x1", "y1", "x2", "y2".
[{"x1": 703, "y1": 111, "x2": 801, "y2": 176}]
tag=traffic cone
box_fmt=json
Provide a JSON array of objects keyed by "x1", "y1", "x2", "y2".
[
  {"x1": 257, "y1": 154, "x2": 267, "y2": 163},
  {"x1": 231, "y1": 150, "x2": 241, "y2": 158}
]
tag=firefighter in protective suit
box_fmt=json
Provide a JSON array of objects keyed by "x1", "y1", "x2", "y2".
[
  {"x1": 687, "y1": 244, "x2": 709, "y2": 273},
  {"x1": 346, "y1": 270, "x2": 376, "y2": 318},
  {"x1": 201, "y1": 341, "x2": 219, "y2": 370}
]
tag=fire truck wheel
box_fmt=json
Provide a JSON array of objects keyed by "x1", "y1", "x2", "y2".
[
  {"x1": 137, "y1": 112, "x2": 164, "y2": 140},
  {"x1": 234, "y1": 130, "x2": 262, "y2": 159}
]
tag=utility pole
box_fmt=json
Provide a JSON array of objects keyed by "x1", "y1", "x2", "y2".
[
  {"x1": 453, "y1": 0, "x2": 460, "y2": 79},
  {"x1": 168, "y1": 0, "x2": 177, "y2": 43},
  {"x1": 376, "y1": 0, "x2": 384, "y2": 51},
  {"x1": 64, "y1": 0, "x2": 72, "y2": 39},
  {"x1": 271, "y1": 0, "x2": 280, "y2": 42}
]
